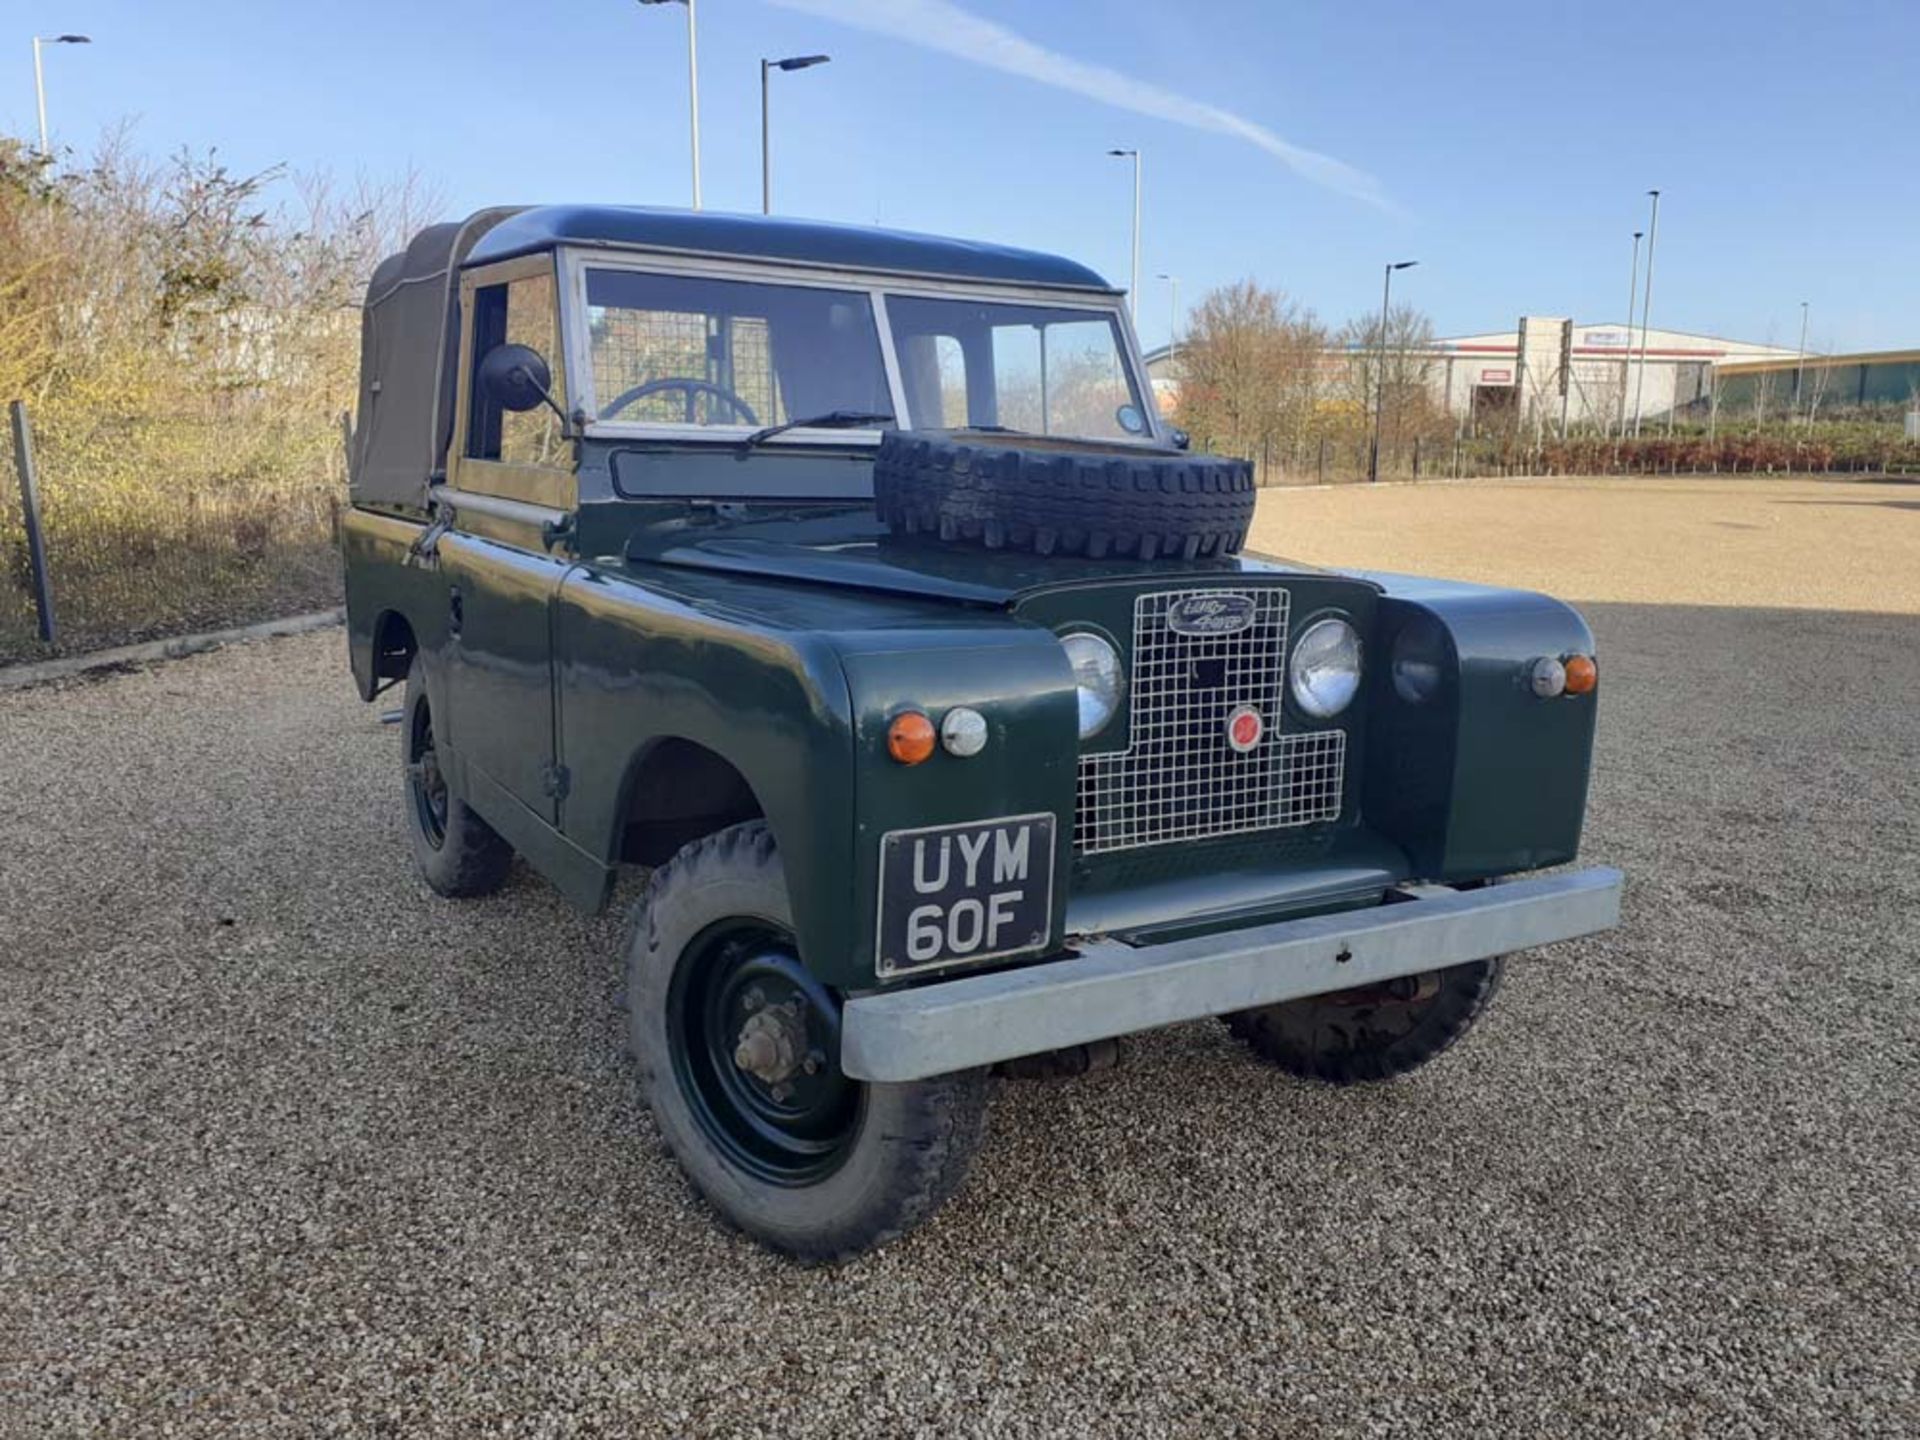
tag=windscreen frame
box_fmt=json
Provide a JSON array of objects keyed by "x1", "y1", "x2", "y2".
[{"x1": 556, "y1": 245, "x2": 1167, "y2": 453}]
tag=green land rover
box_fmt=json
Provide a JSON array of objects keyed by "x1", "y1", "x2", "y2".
[{"x1": 343, "y1": 206, "x2": 1621, "y2": 1260}]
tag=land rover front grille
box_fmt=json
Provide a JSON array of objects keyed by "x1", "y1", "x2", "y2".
[{"x1": 1073, "y1": 588, "x2": 1347, "y2": 854}]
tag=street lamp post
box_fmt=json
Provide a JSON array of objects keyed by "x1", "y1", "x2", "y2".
[
  {"x1": 1794, "y1": 300, "x2": 1810, "y2": 420},
  {"x1": 32, "y1": 34, "x2": 91, "y2": 156},
  {"x1": 1156, "y1": 273, "x2": 1179, "y2": 369},
  {"x1": 1107, "y1": 148, "x2": 1140, "y2": 321},
  {"x1": 761, "y1": 54, "x2": 831, "y2": 215},
  {"x1": 1617, "y1": 229, "x2": 1642, "y2": 439},
  {"x1": 1631, "y1": 188, "x2": 1660, "y2": 437},
  {"x1": 1369, "y1": 261, "x2": 1418, "y2": 484},
  {"x1": 637, "y1": 0, "x2": 701, "y2": 209}
]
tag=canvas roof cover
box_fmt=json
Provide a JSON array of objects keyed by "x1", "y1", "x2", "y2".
[{"x1": 349, "y1": 208, "x2": 523, "y2": 508}]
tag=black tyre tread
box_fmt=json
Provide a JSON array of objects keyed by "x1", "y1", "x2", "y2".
[
  {"x1": 873, "y1": 431, "x2": 1256, "y2": 561},
  {"x1": 1226, "y1": 957, "x2": 1505, "y2": 1086},
  {"x1": 402, "y1": 656, "x2": 513, "y2": 898},
  {"x1": 624, "y1": 821, "x2": 992, "y2": 1263}
]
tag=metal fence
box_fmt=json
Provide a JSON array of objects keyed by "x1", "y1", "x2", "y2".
[
  {"x1": 1241, "y1": 436, "x2": 1504, "y2": 486},
  {"x1": 1, "y1": 403, "x2": 343, "y2": 666}
]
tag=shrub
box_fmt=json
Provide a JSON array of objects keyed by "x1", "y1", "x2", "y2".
[{"x1": 0, "y1": 130, "x2": 435, "y2": 657}]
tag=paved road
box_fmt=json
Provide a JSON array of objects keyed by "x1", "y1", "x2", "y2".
[{"x1": 3, "y1": 477, "x2": 1915, "y2": 1436}]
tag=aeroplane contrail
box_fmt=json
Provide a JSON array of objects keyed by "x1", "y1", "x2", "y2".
[{"x1": 763, "y1": 0, "x2": 1392, "y2": 210}]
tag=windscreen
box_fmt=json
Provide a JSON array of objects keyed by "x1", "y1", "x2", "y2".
[
  {"x1": 584, "y1": 269, "x2": 891, "y2": 427},
  {"x1": 887, "y1": 295, "x2": 1147, "y2": 442}
]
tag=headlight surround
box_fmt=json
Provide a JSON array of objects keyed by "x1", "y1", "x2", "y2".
[
  {"x1": 1288, "y1": 616, "x2": 1363, "y2": 718},
  {"x1": 1390, "y1": 614, "x2": 1447, "y2": 704},
  {"x1": 1062, "y1": 631, "x2": 1123, "y2": 738}
]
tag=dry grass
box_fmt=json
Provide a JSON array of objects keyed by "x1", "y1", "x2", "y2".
[{"x1": 0, "y1": 134, "x2": 428, "y2": 662}]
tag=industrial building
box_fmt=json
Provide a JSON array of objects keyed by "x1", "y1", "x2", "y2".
[
  {"x1": 1710, "y1": 349, "x2": 1920, "y2": 422},
  {"x1": 1145, "y1": 320, "x2": 1803, "y2": 430},
  {"x1": 1426, "y1": 321, "x2": 1796, "y2": 429}
]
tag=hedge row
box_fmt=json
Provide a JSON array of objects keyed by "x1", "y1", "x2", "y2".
[{"x1": 1511, "y1": 434, "x2": 1920, "y2": 476}]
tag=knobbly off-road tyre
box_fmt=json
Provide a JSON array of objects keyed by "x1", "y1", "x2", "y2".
[
  {"x1": 624, "y1": 821, "x2": 993, "y2": 1262},
  {"x1": 401, "y1": 654, "x2": 513, "y2": 898},
  {"x1": 873, "y1": 430, "x2": 1256, "y2": 561}
]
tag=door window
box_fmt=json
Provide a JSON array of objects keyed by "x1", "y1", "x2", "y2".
[{"x1": 469, "y1": 272, "x2": 568, "y2": 467}]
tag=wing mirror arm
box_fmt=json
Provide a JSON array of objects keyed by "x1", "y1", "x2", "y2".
[{"x1": 522, "y1": 372, "x2": 569, "y2": 429}]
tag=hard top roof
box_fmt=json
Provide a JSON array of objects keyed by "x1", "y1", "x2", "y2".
[{"x1": 463, "y1": 205, "x2": 1114, "y2": 291}]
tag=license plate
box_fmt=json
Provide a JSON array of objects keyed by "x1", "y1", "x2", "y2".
[{"x1": 875, "y1": 814, "x2": 1056, "y2": 977}]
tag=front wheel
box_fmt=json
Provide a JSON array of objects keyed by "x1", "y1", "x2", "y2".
[
  {"x1": 625, "y1": 822, "x2": 991, "y2": 1262},
  {"x1": 1225, "y1": 957, "x2": 1505, "y2": 1085}
]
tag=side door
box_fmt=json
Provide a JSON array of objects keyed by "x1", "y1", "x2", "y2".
[{"x1": 439, "y1": 255, "x2": 577, "y2": 824}]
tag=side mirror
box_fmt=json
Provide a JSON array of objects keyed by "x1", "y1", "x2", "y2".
[
  {"x1": 1170, "y1": 427, "x2": 1192, "y2": 451},
  {"x1": 478, "y1": 342, "x2": 556, "y2": 415}
]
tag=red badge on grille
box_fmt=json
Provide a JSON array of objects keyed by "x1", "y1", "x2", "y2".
[{"x1": 1227, "y1": 705, "x2": 1264, "y2": 753}]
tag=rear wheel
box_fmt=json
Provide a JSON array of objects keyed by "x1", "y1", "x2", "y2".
[
  {"x1": 1226, "y1": 958, "x2": 1505, "y2": 1085},
  {"x1": 401, "y1": 654, "x2": 513, "y2": 898},
  {"x1": 625, "y1": 822, "x2": 991, "y2": 1262}
]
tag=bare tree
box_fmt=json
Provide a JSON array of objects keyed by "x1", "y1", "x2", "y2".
[
  {"x1": 1172, "y1": 279, "x2": 1331, "y2": 480},
  {"x1": 1338, "y1": 303, "x2": 1446, "y2": 463},
  {"x1": 1802, "y1": 340, "x2": 1839, "y2": 423}
]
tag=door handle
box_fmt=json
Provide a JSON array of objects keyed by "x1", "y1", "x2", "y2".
[{"x1": 449, "y1": 586, "x2": 465, "y2": 636}]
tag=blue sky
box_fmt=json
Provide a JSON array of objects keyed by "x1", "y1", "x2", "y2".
[{"x1": 9, "y1": 0, "x2": 1916, "y2": 353}]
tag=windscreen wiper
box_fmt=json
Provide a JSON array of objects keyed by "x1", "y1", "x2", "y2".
[{"x1": 735, "y1": 410, "x2": 894, "y2": 455}]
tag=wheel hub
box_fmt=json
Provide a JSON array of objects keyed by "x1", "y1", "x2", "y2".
[
  {"x1": 734, "y1": 1000, "x2": 807, "y2": 1086},
  {"x1": 669, "y1": 931, "x2": 860, "y2": 1186}
]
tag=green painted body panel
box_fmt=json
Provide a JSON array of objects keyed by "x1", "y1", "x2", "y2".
[
  {"x1": 1353, "y1": 572, "x2": 1597, "y2": 880},
  {"x1": 344, "y1": 491, "x2": 1602, "y2": 992},
  {"x1": 440, "y1": 533, "x2": 566, "y2": 823},
  {"x1": 552, "y1": 560, "x2": 860, "y2": 956},
  {"x1": 614, "y1": 495, "x2": 1334, "y2": 604},
  {"x1": 343, "y1": 508, "x2": 450, "y2": 696}
]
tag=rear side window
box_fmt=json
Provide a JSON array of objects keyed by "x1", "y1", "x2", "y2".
[{"x1": 469, "y1": 272, "x2": 568, "y2": 467}]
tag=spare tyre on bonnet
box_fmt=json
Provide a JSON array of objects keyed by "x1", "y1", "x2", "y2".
[{"x1": 874, "y1": 429, "x2": 1256, "y2": 560}]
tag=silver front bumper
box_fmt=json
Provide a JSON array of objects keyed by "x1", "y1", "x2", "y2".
[{"x1": 841, "y1": 867, "x2": 1623, "y2": 1082}]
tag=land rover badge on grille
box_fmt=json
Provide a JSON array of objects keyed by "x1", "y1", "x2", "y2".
[{"x1": 1166, "y1": 593, "x2": 1256, "y2": 637}]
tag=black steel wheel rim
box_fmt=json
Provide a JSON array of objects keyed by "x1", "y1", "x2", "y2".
[
  {"x1": 407, "y1": 697, "x2": 449, "y2": 850},
  {"x1": 667, "y1": 922, "x2": 860, "y2": 1187}
]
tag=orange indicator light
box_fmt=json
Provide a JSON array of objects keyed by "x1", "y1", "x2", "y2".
[{"x1": 887, "y1": 711, "x2": 937, "y2": 765}]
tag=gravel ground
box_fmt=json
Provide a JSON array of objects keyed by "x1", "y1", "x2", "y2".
[
  {"x1": 3, "y1": 476, "x2": 1917, "y2": 1437},
  {"x1": 1254, "y1": 473, "x2": 1920, "y2": 613}
]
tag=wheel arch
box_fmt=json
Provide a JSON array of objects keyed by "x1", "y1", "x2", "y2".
[
  {"x1": 612, "y1": 735, "x2": 769, "y2": 868},
  {"x1": 370, "y1": 609, "x2": 420, "y2": 693}
]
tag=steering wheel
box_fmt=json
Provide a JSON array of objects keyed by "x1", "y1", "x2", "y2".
[{"x1": 600, "y1": 376, "x2": 759, "y2": 426}]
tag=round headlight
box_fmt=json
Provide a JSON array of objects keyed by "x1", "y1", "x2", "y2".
[
  {"x1": 1289, "y1": 617, "x2": 1363, "y2": 718},
  {"x1": 1062, "y1": 632, "x2": 1122, "y2": 738}
]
